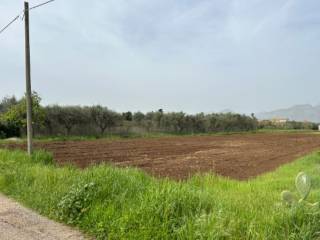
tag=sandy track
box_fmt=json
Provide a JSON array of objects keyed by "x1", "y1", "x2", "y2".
[{"x1": 0, "y1": 194, "x2": 87, "y2": 240}]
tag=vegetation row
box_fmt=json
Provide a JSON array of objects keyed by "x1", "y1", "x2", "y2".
[
  {"x1": 0, "y1": 93, "x2": 258, "y2": 138},
  {"x1": 0, "y1": 93, "x2": 317, "y2": 139}
]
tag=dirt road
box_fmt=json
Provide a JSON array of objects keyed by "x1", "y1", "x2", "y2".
[{"x1": 0, "y1": 194, "x2": 87, "y2": 240}]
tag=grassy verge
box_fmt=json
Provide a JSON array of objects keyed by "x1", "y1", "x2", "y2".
[
  {"x1": 1, "y1": 150, "x2": 320, "y2": 239},
  {"x1": 1, "y1": 129, "x2": 318, "y2": 144}
]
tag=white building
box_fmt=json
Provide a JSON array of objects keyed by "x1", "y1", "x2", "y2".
[{"x1": 271, "y1": 118, "x2": 289, "y2": 124}]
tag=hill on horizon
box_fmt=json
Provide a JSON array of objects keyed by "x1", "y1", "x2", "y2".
[{"x1": 256, "y1": 104, "x2": 320, "y2": 123}]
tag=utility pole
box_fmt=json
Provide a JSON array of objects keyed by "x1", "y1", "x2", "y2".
[
  {"x1": 1, "y1": 1, "x2": 55, "y2": 155},
  {"x1": 24, "y1": 1, "x2": 33, "y2": 155}
]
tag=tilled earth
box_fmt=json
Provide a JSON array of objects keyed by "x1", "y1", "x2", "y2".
[{"x1": 2, "y1": 133, "x2": 320, "y2": 180}]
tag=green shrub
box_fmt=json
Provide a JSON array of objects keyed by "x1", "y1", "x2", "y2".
[
  {"x1": 0, "y1": 130, "x2": 5, "y2": 139},
  {"x1": 57, "y1": 181, "x2": 96, "y2": 224}
]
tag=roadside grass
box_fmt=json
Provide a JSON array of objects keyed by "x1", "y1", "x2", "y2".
[{"x1": 1, "y1": 149, "x2": 320, "y2": 239}]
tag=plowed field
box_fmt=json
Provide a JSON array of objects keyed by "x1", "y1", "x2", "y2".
[{"x1": 2, "y1": 133, "x2": 320, "y2": 180}]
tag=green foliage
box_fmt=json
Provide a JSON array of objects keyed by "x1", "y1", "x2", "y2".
[
  {"x1": 1, "y1": 122, "x2": 21, "y2": 138},
  {"x1": 122, "y1": 111, "x2": 133, "y2": 121},
  {"x1": 0, "y1": 96, "x2": 18, "y2": 114},
  {"x1": 0, "y1": 122, "x2": 8, "y2": 139},
  {"x1": 57, "y1": 182, "x2": 96, "y2": 224},
  {"x1": 259, "y1": 120, "x2": 318, "y2": 130},
  {"x1": 1, "y1": 150, "x2": 320, "y2": 239},
  {"x1": 39, "y1": 107, "x2": 259, "y2": 137},
  {"x1": 0, "y1": 92, "x2": 45, "y2": 131},
  {"x1": 53, "y1": 106, "x2": 89, "y2": 135},
  {"x1": 0, "y1": 94, "x2": 260, "y2": 137},
  {"x1": 1, "y1": 93, "x2": 318, "y2": 138},
  {"x1": 133, "y1": 111, "x2": 145, "y2": 124},
  {"x1": 0, "y1": 130, "x2": 5, "y2": 139}
]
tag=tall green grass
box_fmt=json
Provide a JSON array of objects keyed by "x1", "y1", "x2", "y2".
[{"x1": 1, "y1": 149, "x2": 320, "y2": 239}]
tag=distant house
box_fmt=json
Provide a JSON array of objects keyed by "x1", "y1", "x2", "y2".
[{"x1": 271, "y1": 118, "x2": 289, "y2": 124}]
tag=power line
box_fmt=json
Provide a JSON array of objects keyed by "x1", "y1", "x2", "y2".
[
  {"x1": 0, "y1": 15, "x2": 20, "y2": 35},
  {"x1": 0, "y1": 0, "x2": 55, "y2": 35},
  {"x1": 30, "y1": 0, "x2": 55, "y2": 11}
]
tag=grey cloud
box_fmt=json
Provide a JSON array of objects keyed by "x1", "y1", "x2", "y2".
[{"x1": 1, "y1": 0, "x2": 320, "y2": 114}]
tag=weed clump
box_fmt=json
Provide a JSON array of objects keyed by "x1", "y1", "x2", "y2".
[{"x1": 57, "y1": 182, "x2": 96, "y2": 224}]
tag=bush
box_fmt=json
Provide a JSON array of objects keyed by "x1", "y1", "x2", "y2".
[
  {"x1": 0, "y1": 130, "x2": 5, "y2": 139},
  {"x1": 0, "y1": 122, "x2": 20, "y2": 138},
  {"x1": 57, "y1": 181, "x2": 96, "y2": 224}
]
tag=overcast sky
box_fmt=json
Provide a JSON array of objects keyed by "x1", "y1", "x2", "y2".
[{"x1": 1, "y1": 0, "x2": 320, "y2": 114}]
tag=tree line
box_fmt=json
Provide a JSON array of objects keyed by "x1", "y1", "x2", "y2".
[
  {"x1": 258, "y1": 120, "x2": 318, "y2": 131},
  {"x1": 0, "y1": 92, "x2": 266, "y2": 139}
]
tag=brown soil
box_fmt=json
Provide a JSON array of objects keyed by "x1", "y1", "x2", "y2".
[{"x1": 2, "y1": 133, "x2": 320, "y2": 180}]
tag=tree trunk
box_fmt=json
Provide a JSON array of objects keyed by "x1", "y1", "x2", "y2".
[
  {"x1": 66, "y1": 127, "x2": 72, "y2": 135},
  {"x1": 100, "y1": 127, "x2": 106, "y2": 136}
]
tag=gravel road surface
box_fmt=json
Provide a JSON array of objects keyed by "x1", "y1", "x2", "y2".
[{"x1": 0, "y1": 194, "x2": 88, "y2": 240}]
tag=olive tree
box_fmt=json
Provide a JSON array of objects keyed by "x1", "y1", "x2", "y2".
[
  {"x1": 55, "y1": 106, "x2": 88, "y2": 135},
  {"x1": 90, "y1": 105, "x2": 120, "y2": 135}
]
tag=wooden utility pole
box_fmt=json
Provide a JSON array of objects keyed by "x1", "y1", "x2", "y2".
[{"x1": 24, "y1": 1, "x2": 33, "y2": 155}]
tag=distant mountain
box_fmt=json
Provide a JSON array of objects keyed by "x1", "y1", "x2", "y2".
[
  {"x1": 219, "y1": 109, "x2": 234, "y2": 114},
  {"x1": 256, "y1": 104, "x2": 320, "y2": 123}
]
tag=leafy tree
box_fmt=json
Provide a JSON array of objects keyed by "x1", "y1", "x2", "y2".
[
  {"x1": 133, "y1": 112, "x2": 145, "y2": 124},
  {"x1": 0, "y1": 96, "x2": 18, "y2": 114},
  {"x1": 0, "y1": 92, "x2": 269, "y2": 137},
  {"x1": 1, "y1": 92, "x2": 45, "y2": 136},
  {"x1": 43, "y1": 105, "x2": 61, "y2": 135},
  {"x1": 122, "y1": 111, "x2": 133, "y2": 121},
  {"x1": 90, "y1": 105, "x2": 120, "y2": 135},
  {"x1": 55, "y1": 106, "x2": 88, "y2": 135},
  {"x1": 161, "y1": 112, "x2": 186, "y2": 133}
]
